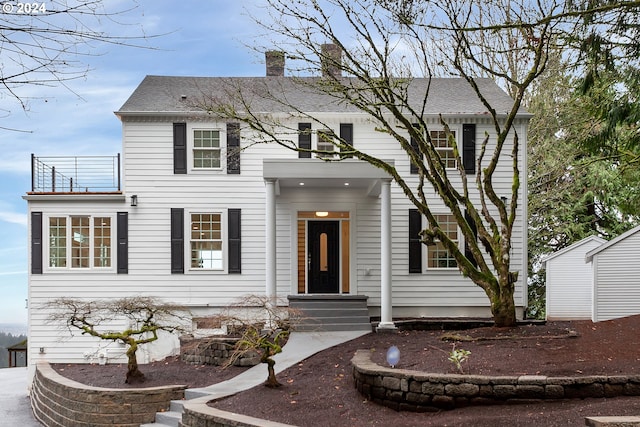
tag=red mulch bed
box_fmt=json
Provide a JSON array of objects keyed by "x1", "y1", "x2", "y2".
[
  {"x1": 55, "y1": 315, "x2": 640, "y2": 426},
  {"x1": 52, "y1": 356, "x2": 249, "y2": 389}
]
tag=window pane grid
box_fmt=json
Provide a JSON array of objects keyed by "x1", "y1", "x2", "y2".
[
  {"x1": 191, "y1": 213, "x2": 223, "y2": 269},
  {"x1": 48, "y1": 216, "x2": 112, "y2": 269},
  {"x1": 428, "y1": 214, "x2": 458, "y2": 269},
  {"x1": 49, "y1": 217, "x2": 67, "y2": 267},
  {"x1": 71, "y1": 217, "x2": 90, "y2": 268},
  {"x1": 194, "y1": 130, "x2": 221, "y2": 168},
  {"x1": 316, "y1": 129, "x2": 336, "y2": 158},
  {"x1": 194, "y1": 130, "x2": 220, "y2": 148},
  {"x1": 431, "y1": 130, "x2": 456, "y2": 169},
  {"x1": 93, "y1": 217, "x2": 111, "y2": 267}
]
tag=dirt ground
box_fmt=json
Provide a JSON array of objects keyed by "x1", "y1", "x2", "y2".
[{"x1": 54, "y1": 315, "x2": 640, "y2": 426}]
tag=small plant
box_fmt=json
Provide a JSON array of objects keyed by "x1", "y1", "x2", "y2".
[{"x1": 448, "y1": 345, "x2": 471, "y2": 374}]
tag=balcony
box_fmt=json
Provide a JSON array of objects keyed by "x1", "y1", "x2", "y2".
[{"x1": 30, "y1": 154, "x2": 121, "y2": 194}]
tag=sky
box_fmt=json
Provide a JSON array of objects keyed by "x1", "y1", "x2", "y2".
[{"x1": 0, "y1": 0, "x2": 269, "y2": 324}]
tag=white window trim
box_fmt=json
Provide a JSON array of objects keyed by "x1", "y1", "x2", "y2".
[
  {"x1": 189, "y1": 124, "x2": 224, "y2": 172},
  {"x1": 44, "y1": 214, "x2": 116, "y2": 272},
  {"x1": 315, "y1": 128, "x2": 337, "y2": 159},
  {"x1": 424, "y1": 213, "x2": 462, "y2": 271},
  {"x1": 430, "y1": 128, "x2": 458, "y2": 170},
  {"x1": 185, "y1": 209, "x2": 228, "y2": 273}
]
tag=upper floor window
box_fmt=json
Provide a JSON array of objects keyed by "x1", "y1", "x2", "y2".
[
  {"x1": 48, "y1": 215, "x2": 112, "y2": 269},
  {"x1": 193, "y1": 129, "x2": 221, "y2": 169},
  {"x1": 317, "y1": 129, "x2": 336, "y2": 159},
  {"x1": 430, "y1": 130, "x2": 457, "y2": 169},
  {"x1": 190, "y1": 213, "x2": 223, "y2": 270},
  {"x1": 427, "y1": 214, "x2": 458, "y2": 269}
]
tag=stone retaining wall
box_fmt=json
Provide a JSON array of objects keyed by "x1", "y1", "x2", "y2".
[
  {"x1": 31, "y1": 362, "x2": 186, "y2": 427},
  {"x1": 180, "y1": 399, "x2": 295, "y2": 427},
  {"x1": 180, "y1": 336, "x2": 260, "y2": 367},
  {"x1": 351, "y1": 350, "x2": 640, "y2": 412}
]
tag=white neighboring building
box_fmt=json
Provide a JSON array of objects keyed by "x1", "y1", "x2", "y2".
[
  {"x1": 542, "y1": 236, "x2": 606, "y2": 320},
  {"x1": 586, "y1": 225, "x2": 640, "y2": 322},
  {"x1": 24, "y1": 49, "x2": 529, "y2": 372}
]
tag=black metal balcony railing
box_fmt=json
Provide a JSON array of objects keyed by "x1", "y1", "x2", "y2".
[{"x1": 31, "y1": 154, "x2": 121, "y2": 193}]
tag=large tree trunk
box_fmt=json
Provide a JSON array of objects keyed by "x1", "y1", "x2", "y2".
[
  {"x1": 491, "y1": 274, "x2": 517, "y2": 327},
  {"x1": 125, "y1": 342, "x2": 145, "y2": 384}
]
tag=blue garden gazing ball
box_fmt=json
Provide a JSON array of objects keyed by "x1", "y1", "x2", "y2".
[{"x1": 386, "y1": 345, "x2": 400, "y2": 368}]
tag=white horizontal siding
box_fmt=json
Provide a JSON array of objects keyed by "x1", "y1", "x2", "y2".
[
  {"x1": 545, "y1": 239, "x2": 602, "y2": 320},
  {"x1": 593, "y1": 231, "x2": 640, "y2": 321},
  {"x1": 29, "y1": 114, "x2": 527, "y2": 365}
]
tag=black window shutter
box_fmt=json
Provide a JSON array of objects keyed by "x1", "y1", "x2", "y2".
[
  {"x1": 298, "y1": 123, "x2": 312, "y2": 158},
  {"x1": 463, "y1": 124, "x2": 476, "y2": 175},
  {"x1": 173, "y1": 123, "x2": 187, "y2": 174},
  {"x1": 227, "y1": 123, "x2": 240, "y2": 174},
  {"x1": 339, "y1": 123, "x2": 353, "y2": 158},
  {"x1": 117, "y1": 212, "x2": 128, "y2": 274},
  {"x1": 410, "y1": 123, "x2": 420, "y2": 174},
  {"x1": 228, "y1": 209, "x2": 241, "y2": 273},
  {"x1": 171, "y1": 208, "x2": 184, "y2": 274},
  {"x1": 31, "y1": 212, "x2": 43, "y2": 274},
  {"x1": 464, "y1": 210, "x2": 478, "y2": 267},
  {"x1": 408, "y1": 209, "x2": 422, "y2": 273}
]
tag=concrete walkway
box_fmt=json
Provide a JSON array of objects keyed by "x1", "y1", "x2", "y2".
[
  {"x1": 1, "y1": 331, "x2": 369, "y2": 427},
  {"x1": 0, "y1": 367, "x2": 42, "y2": 426},
  {"x1": 186, "y1": 330, "x2": 370, "y2": 399}
]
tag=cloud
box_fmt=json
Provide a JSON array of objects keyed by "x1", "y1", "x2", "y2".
[
  {"x1": 0, "y1": 270, "x2": 27, "y2": 276},
  {"x1": 0, "y1": 211, "x2": 27, "y2": 226}
]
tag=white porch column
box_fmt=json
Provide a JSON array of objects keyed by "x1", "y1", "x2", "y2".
[
  {"x1": 265, "y1": 179, "x2": 277, "y2": 301},
  {"x1": 378, "y1": 178, "x2": 396, "y2": 330}
]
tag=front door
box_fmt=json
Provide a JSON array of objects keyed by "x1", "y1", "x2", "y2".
[{"x1": 308, "y1": 221, "x2": 340, "y2": 293}]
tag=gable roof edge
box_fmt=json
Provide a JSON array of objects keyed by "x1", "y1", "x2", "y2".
[
  {"x1": 541, "y1": 235, "x2": 606, "y2": 267},
  {"x1": 585, "y1": 224, "x2": 640, "y2": 263}
]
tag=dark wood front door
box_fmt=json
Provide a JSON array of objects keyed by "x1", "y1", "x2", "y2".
[{"x1": 308, "y1": 221, "x2": 340, "y2": 293}]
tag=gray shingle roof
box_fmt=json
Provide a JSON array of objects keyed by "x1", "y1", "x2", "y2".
[{"x1": 116, "y1": 75, "x2": 528, "y2": 117}]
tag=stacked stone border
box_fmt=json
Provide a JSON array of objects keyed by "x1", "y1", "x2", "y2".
[
  {"x1": 31, "y1": 362, "x2": 186, "y2": 427},
  {"x1": 351, "y1": 350, "x2": 640, "y2": 412},
  {"x1": 180, "y1": 336, "x2": 260, "y2": 367}
]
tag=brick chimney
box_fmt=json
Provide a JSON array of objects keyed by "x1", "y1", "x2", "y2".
[
  {"x1": 321, "y1": 43, "x2": 342, "y2": 78},
  {"x1": 266, "y1": 51, "x2": 285, "y2": 77}
]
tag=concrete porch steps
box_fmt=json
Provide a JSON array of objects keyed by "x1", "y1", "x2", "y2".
[
  {"x1": 288, "y1": 295, "x2": 372, "y2": 332},
  {"x1": 140, "y1": 400, "x2": 184, "y2": 427}
]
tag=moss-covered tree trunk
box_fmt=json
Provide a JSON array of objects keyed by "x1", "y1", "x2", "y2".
[
  {"x1": 489, "y1": 273, "x2": 517, "y2": 327},
  {"x1": 261, "y1": 350, "x2": 281, "y2": 388},
  {"x1": 124, "y1": 340, "x2": 145, "y2": 384}
]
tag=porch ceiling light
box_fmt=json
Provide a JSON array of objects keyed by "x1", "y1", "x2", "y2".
[
  {"x1": 315, "y1": 211, "x2": 329, "y2": 217},
  {"x1": 298, "y1": 182, "x2": 305, "y2": 186}
]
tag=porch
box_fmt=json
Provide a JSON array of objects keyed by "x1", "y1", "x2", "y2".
[{"x1": 263, "y1": 159, "x2": 396, "y2": 329}]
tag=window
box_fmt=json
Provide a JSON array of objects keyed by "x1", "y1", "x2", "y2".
[
  {"x1": 193, "y1": 129, "x2": 221, "y2": 169},
  {"x1": 190, "y1": 213, "x2": 223, "y2": 269},
  {"x1": 48, "y1": 215, "x2": 112, "y2": 269},
  {"x1": 427, "y1": 214, "x2": 458, "y2": 269},
  {"x1": 430, "y1": 130, "x2": 457, "y2": 169},
  {"x1": 317, "y1": 129, "x2": 336, "y2": 158},
  {"x1": 49, "y1": 217, "x2": 66, "y2": 267}
]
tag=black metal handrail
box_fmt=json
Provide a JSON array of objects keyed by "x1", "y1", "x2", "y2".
[{"x1": 31, "y1": 154, "x2": 121, "y2": 193}]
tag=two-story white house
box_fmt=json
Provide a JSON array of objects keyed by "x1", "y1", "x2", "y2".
[{"x1": 25, "y1": 48, "x2": 529, "y2": 371}]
